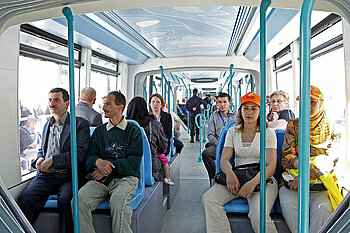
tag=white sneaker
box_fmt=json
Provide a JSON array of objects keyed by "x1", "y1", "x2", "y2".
[{"x1": 164, "y1": 178, "x2": 174, "y2": 186}]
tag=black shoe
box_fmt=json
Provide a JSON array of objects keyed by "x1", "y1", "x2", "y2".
[
  {"x1": 190, "y1": 136, "x2": 194, "y2": 143},
  {"x1": 196, "y1": 135, "x2": 200, "y2": 141}
]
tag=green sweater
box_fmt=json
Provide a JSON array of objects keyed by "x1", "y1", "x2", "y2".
[{"x1": 86, "y1": 122, "x2": 143, "y2": 178}]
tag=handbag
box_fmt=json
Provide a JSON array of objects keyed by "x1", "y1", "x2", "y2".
[
  {"x1": 86, "y1": 123, "x2": 131, "y2": 186},
  {"x1": 282, "y1": 168, "x2": 327, "y2": 191},
  {"x1": 214, "y1": 163, "x2": 270, "y2": 192}
]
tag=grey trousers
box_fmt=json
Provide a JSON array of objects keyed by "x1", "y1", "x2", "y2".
[
  {"x1": 279, "y1": 186, "x2": 332, "y2": 233},
  {"x1": 202, "y1": 178, "x2": 278, "y2": 233},
  {"x1": 78, "y1": 176, "x2": 139, "y2": 233}
]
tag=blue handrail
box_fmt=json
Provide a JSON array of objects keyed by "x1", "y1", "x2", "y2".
[
  {"x1": 160, "y1": 66, "x2": 164, "y2": 96},
  {"x1": 259, "y1": 0, "x2": 270, "y2": 232},
  {"x1": 143, "y1": 81, "x2": 147, "y2": 102},
  {"x1": 153, "y1": 81, "x2": 158, "y2": 93},
  {"x1": 299, "y1": 0, "x2": 315, "y2": 232},
  {"x1": 195, "y1": 113, "x2": 205, "y2": 162},
  {"x1": 62, "y1": 7, "x2": 79, "y2": 233}
]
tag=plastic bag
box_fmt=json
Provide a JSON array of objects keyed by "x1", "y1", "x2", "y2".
[{"x1": 318, "y1": 171, "x2": 343, "y2": 211}]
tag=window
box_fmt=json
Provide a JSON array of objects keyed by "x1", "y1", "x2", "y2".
[
  {"x1": 276, "y1": 68, "x2": 295, "y2": 111},
  {"x1": 18, "y1": 56, "x2": 80, "y2": 177}
]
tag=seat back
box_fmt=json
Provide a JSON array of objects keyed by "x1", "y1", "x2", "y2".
[
  {"x1": 127, "y1": 120, "x2": 154, "y2": 186},
  {"x1": 274, "y1": 129, "x2": 285, "y2": 183},
  {"x1": 166, "y1": 131, "x2": 175, "y2": 158},
  {"x1": 215, "y1": 120, "x2": 236, "y2": 174}
]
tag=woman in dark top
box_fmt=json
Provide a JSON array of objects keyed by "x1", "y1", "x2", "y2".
[
  {"x1": 126, "y1": 97, "x2": 173, "y2": 185},
  {"x1": 149, "y1": 93, "x2": 172, "y2": 153},
  {"x1": 268, "y1": 90, "x2": 295, "y2": 129}
]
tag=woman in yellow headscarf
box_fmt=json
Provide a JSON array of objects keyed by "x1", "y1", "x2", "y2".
[{"x1": 279, "y1": 85, "x2": 332, "y2": 233}]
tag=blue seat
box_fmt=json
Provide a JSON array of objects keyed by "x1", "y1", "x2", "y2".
[
  {"x1": 214, "y1": 121, "x2": 285, "y2": 213},
  {"x1": 166, "y1": 131, "x2": 175, "y2": 158},
  {"x1": 44, "y1": 121, "x2": 148, "y2": 211}
]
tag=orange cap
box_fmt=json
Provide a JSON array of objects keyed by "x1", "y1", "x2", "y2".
[
  {"x1": 296, "y1": 85, "x2": 324, "y2": 101},
  {"x1": 241, "y1": 92, "x2": 260, "y2": 106}
]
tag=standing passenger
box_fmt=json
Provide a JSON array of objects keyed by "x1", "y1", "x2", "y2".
[
  {"x1": 202, "y1": 92, "x2": 278, "y2": 233},
  {"x1": 186, "y1": 88, "x2": 207, "y2": 143},
  {"x1": 279, "y1": 85, "x2": 332, "y2": 233},
  {"x1": 78, "y1": 91, "x2": 143, "y2": 233},
  {"x1": 17, "y1": 88, "x2": 90, "y2": 233},
  {"x1": 202, "y1": 92, "x2": 235, "y2": 184},
  {"x1": 76, "y1": 87, "x2": 103, "y2": 126}
]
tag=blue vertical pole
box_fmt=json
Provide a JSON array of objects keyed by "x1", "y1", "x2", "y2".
[
  {"x1": 259, "y1": 1, "x2": 270, "y2": 232},
  {"x1": 143, "y1": 81, "x2": 147, "y2": 102},
  {"x1": 153, "y1": 81, "x2": 158, "y2": 93},
  {"x1": 160, "y1": 66, "x2": 164, "y2": 97},
  {"x1": 62, "y1": 7, "x2": 79, "y2": 233},
  {"x1": 299, "y1": 0, "x2": 315, "y2": 232},
  {"x1": 167, "y1": 80, "x2": 170, "y2": 112}
]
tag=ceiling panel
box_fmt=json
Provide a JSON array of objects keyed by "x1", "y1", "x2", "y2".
[{"x1": 115, "y1": 6, "x2": 238, "y2": 57}]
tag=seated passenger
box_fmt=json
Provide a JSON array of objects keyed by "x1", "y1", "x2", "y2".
[
  {"x1": 19, "y1": 115, "x2": 39, "y2": 155},
  {"x1": 78, "y1": 91, "x2": 143, "y2": 233},
  {"x1": 268, "y1": 90, "x2": 295, "y2": 129},
  {"x1": 75, "y1": 87, "x2": 103, "y2": 126},
  {"x1": 202, "y1": 92, "x2": 235, "y2": 184},
  {"x1": 279, "y1": 85, "x2": 332, "y2": 233},
  {"x1": 126, "y1": 97, "x2": 173, "y2": 185},
  {"x1": 202, "y1": 92, "x2": 278, "y2": 233},
  {"x1": 17, "y1": 88, "x2": 90, "y2": 233}
]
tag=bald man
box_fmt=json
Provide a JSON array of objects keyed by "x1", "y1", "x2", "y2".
[{"x1": 76, "y1": 87, "x2": 103, "y2": 126}]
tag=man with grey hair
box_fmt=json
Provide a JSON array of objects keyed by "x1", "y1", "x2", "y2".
[{"x1": 76, "y1": 87, "x2": 102, "y2": 126}]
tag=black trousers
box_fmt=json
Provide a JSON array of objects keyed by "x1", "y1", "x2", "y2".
[
  {"x1": 202, "y1": 144, "x2": 217, "y2": 181},
  {"x1": 17, "y1": 173, "x2": 74, "y2": 233},
  {"x1": 173, "y1": 137, "x2": 184, "y2": 153},
  {"x1": 189, "y1": 114, "x2": 200, "y2": 136}
]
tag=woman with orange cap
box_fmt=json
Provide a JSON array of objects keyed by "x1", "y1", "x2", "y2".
[
  {"x1": 279, "y1": 85, "x2": 332, "y2": 233},
  {"x1": 202, "y1": 92, "x2": 278, "y2": 233}
]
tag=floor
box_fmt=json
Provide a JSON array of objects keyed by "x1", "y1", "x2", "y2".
[{"x1": 161, "y1": 128, "x2": 209, "y2": 233}]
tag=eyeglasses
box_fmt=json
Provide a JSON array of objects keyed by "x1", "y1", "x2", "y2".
[
  {"x1": 311, "y1": 99, "x2": 319, "y2": 104},
  {"x1": 271, "y1": 100, "x2": 285, "y2": 104}
]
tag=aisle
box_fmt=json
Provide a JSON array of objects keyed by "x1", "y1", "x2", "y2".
[{"x1": 161, "y1": 132, "x2": 210, "y2": 233}]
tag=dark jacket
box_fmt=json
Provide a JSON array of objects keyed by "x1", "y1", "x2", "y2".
[
  {"x1": 37, "y1": 113, "x2": 90, "y2": 185},
  {"x1": 159, "y1": 111, "x2": 172, "y2": 154},
  {"x1": 75, "y1": 102, "x2": 102, "y2": 126},
  {"x1": 144, "y1": 119, "x2": 169, "y2": 181},
  {"x1": 185, "y1": 95, "x2": 207, "y2": 116}
]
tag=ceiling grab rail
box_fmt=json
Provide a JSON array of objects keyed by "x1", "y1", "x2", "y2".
[
  {"x1": 219, "y1": 64, "x2": 234, "y2": 93},
  {"x1": 160, "y1": 66, "x2": 164, "y2": 97},
  {"x1": 228, "y1": 64, "x2": 234, "y2": 100},
  {"x1": 143, "y1": 80, "x2": 148, "y2": 102},
  {"x1": 166, "y1": 79, "x2": 171, "y2": 113},
  {"x1": 62, "y1": 7, "x2": 80, "y2": 233},
  {"x1": 153, "y1": 81, "x2": 158, "y2": 93},
  {"x1": 177, "y1": 75, "x2": 190, "y2": 133},
  {"x1": 299, "y1": 0, "x2": 316, "y2": 232},
  {"x1": 259, "y1": 0, "x2": 271, "y2": 232}
]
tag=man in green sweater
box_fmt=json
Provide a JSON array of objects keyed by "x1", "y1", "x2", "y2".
[{"x1": 78, "y1": 91, "x2": 143, "y2": 233}]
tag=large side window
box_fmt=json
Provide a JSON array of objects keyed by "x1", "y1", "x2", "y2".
[
  {"x1": 90, "y1": 52, "x2": 119, "y2": 118},
  {"x1": 18, "y1": 25, "x2": 81, "y2": 179}
]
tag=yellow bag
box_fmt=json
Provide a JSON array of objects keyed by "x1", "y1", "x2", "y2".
[{"x1": 319, "y1": 171, "x2": 343, "y2": 211}]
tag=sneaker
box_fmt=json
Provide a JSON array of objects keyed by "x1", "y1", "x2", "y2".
[{"x1": 164, "y1": 178, "x2": 174, "y2": 186}]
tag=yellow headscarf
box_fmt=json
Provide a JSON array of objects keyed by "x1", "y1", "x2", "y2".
[{"x1": 309, "y1": 98, "x2": 331, "y2": 148}]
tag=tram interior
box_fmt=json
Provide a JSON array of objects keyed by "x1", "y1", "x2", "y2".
[{"x1": 0, "y1": 0, "x2": 349, "y2": 232}]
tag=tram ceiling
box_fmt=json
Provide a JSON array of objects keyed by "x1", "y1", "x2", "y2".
[{"x1": 24, "y1": 5, "x2": 314, "y2": 65}]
